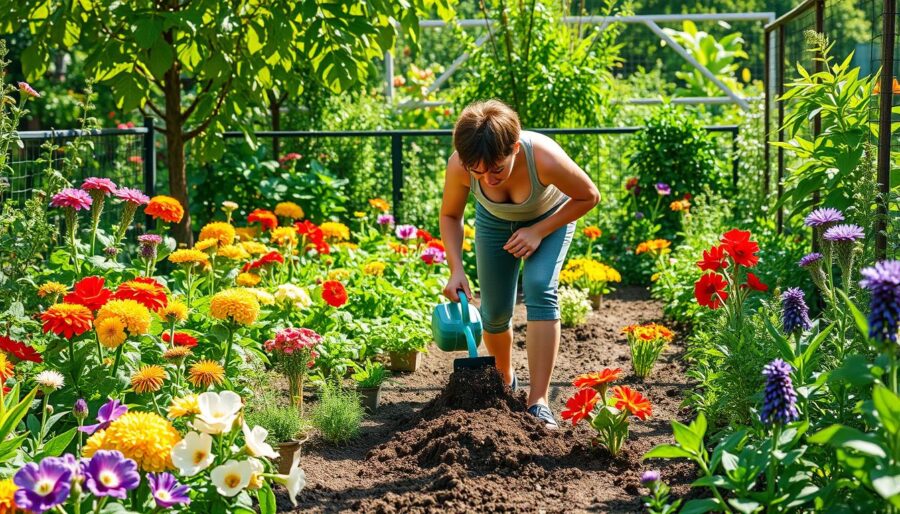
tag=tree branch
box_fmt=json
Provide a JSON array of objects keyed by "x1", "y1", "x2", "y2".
[
  {"x1": 184, "y1": 76, "x2": 233, "y2": 140},
  {"x1": 182, "y1": 80, "x2": 215, "y2": 121},
  {"x1": 138, "y1": 104, "x2": 170, "y2": 134},
  {"x1": 144, "y1": 97, "x2": 166, "y2": 119}
]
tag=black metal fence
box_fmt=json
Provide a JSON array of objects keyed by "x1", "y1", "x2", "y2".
[{"x1": 764, "y1": 0, "x2": 895, "y2": 258}]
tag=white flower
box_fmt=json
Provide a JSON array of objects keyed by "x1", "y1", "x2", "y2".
[
  {"x1": 221, "y1": 201, "x2": 238, "y2": 212},
  {"x1": 34, "y1": 370, "x2": 65, "y2": 391},
  {"x1": 242, "y1": 423, "x2": 279, "y2": 459},
  {"x1": 210, "y1": 459, "x2": 253, "y2": 497},
  {"x1": 243, "y1": 287, "x2": 275, "y2": 306},
  {"x1": 274, "y1": 284, "x2": 311, "y2": 309},
  {"x1": 192, "y1": 390, "x2": 242, "y2": 435},
  {"x1": 274, "y1": 462, "x2": 307, "y2": 506},
  {"x1": 171, "y1": 431, "x2": 214, "y2": 476},
  {"x1": 247, "y1": 457, "x2": 265, "y2": 490}
]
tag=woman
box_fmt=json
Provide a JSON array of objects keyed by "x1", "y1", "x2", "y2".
[{"x1": 440, "y1": 99, "x2": 600, "y2": 428}]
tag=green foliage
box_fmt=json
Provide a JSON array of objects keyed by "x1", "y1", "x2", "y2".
[
  {"x1": 245, "y1": 406, "x2": 308, "y2": 444},
  {"x1": 662, "y1": 21, "x2": 748, "y2": 98},
  {"x1": 351, "y1": 359, "x2": 388, "y2": 389},
  {"x1": 311, "y1": 383, "x2": 364, "y2": 445}
]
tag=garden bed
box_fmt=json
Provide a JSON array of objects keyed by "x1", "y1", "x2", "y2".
[{"x1": 284, "y1": 286, "x2": 696, "y2": 513}]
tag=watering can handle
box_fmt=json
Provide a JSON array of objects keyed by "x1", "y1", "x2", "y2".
[{"x1": 457, "y1": 290, "x2": 479, "y2": 359}]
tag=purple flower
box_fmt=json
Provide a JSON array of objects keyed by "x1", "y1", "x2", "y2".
[
  {"x1": 377, "y1": 214, "x2": 395, "y2": 226},
  {"x1": 760, "y1": 359, "x2": 799, "y2": 425},
  {"x1": 148, "y1": 472, "x2": 191, "y2": 508},
  {"x1": 73, "y1": 399, "x2": 88, "y2": 421},
  {"x1": 79, "y1": 398, "x2": 128, "y2": 435},
  {"x1": 138, "y1": 234, "x2": 163, "y2": 246},
  {"x1": 798, "y1": 252, "x2": 823, "y2": 268},
  {"x1": 823, "y1": 224, "x2": 865, "y2": 243},
  {"x1": 395, "y1": 224, "x2": 417, "y2": 240},
  {"x1": 14, "y1": 457, "x2": 73, "y2": 513},
  {"x1": 83, "y1": 450, "x2": 140, "y2": 499},
  {"x1": 81, "y1": 178, "x2": 117, "y2": 196},
  {"x1": 781, "y1": 287, "x2": 812, "y2": 334},
  {"x1": 804, "y1": 207, "x2": 844, "y2": 228},
  {"x1": 114, "y1": 188, "x2": 149, "y2": 206},
  {"x1": 104, "y1": 247, "x2": 119, "y2": 257},
  {"x1": 640, "y1": 470, "x2": 661, "y2": 485},
  {"x1": 50, "y1": 188, "x2": 92, "y2": 211},
  {"x1": 421, "y1": 246, "x2": 446, "y2": 265},
  {"x1": 859, "y1": 260, "x2": 900, "y2": 344},
  {"x1": 654, "y1": 183, "x2": 671, "y2": 196},
  {"x1": 635, "y1": 211, "x2": 644, "y2": 220}
]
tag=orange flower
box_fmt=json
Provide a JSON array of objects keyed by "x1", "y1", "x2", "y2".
[
  {"x1": 145, "y1": 196, "x2": 184, "y2": 224},
  {"x1": 42, "y1": 304, "x2": 93, "y2": 339},
  {"x1": 247, "y1": 209, "x2": 278, "y2": 231},
  {"x1": 611, "y1": 386, "x2": 652, "y2": 420},
  {"x1": 873, "y1": 77, "x2": 900, "y2": 95},
  {"x1": 582, "y1": 226, "x2": 602, "y2": 240},
  {"x1": 115, "y1": 277, "x2": 168, "y2": 312},
  {"x1": 573, "y1": 368, "x2": 621, "y2": 390},
  {"x1": 368, "y1": 198, "x2": 390, "y2": 212},
  {"x1": 560, "y1": 388, "x2": 599, "y2": 426}
]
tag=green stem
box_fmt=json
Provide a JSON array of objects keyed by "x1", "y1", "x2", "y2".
[
  {"x1": 111, "y1": 344, "x2": 125, "y2": 379},
  {"x1": 95, "y1": 332, "x2": 104, "y2": 363},
  {"x1": 697, "y1": 458, "x2": 732, "y2": 513},
  {"x1": 38, "y1": 393, "x2": 49, "y2": 448},
  {"x1": 222, "y1": 325, "x2": 235, "y2": 375},
  {"x1": 767, "y1": 424, "x2": 782, "y2": 504},
  {"x1": 185, "y1": 265, "x2": 194, "y2": 309},
  {"x1": 68, "y1": 339, "x2": 80, "y2": 391}
]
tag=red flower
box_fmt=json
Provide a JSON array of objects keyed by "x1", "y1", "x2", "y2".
[
  {"x1": 721, "y1": 228, "x2": 751, "y2": 244},
  {"x1": 64, "y1": 276, "x2": 112, "y2": 311},
  {"x1": 242, "y1": 251, "x2": 285, "y2": 272},
  {"x1": 426, "y1": 240, "x2": 445, "y2": 252},
  {"x1": 683, "y1": 193, "x2": 692, "y2": 200},
  {"x1": 295, "y1": 221, "x2": 330, "y2": 254},
  {"x1": 115, "y1": 277, "x2": 168, "y2": 311},
  {"x1": 248, "y1": 209, "x2": 278, "y2": 230},
  {"x1": 42, "y1": 304, "x2": 93, "y2": 339},
  {"x1": 0, "y1": 336, "x2": 42, "y2": 363},
  {"x1": 722, "y1": 240, "x2": 759, "y2": 268},
  {"x1": 573, "y1": 368, "x2": 621, "y2": 390},
  {"x1": 625, "y1": 177, "x2": 638, "y2": 191},
  {"x1": 561, "y1": 388, "x2": 599, "y2": 426},
  {"x1": 416, "y1": 229, "x2": 433, "y2": 242},
  {"x1": 697, "y1": 245, "x2": 728, "y2": 272},
  {"x1": 322, "y1": 280, "x2": 348, "y2": 308},
  {"x1": 743, "y1": 272, "x2": 769, "y2": 292},
  {"x1": 162, "y1": 331, "x2": 198, "y2": 347},
  {"x1": 694, "y1": 272, "x2": 728, "y2": 309},
  {"x1": 611, "y1": 386, "x2": 652, "y2": 420}
]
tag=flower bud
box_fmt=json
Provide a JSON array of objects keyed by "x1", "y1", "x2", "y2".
[{"x1": 74, "y1": 398, "x2": 89, "y2": 421}]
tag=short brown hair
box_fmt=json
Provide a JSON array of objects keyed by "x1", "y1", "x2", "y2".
[{"x1": 453, "y1": 99, "x2": 521, "y2": 169}]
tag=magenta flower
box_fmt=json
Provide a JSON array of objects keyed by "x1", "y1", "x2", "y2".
[
  {"x1": 654, "y1": 183, "x2": 671, "y2": 196},
  {"x1": 50, "y1": 188, "x2": 92, "y2": 211},
  {"x1": 640, "y1": 470, "x2": 661, "y2": 485},
  {"x1": 14, "y1": 457, "x2": 73, "y2": 513},
  {"x1": 148, "y1": 472, "x2": 191, "y2": 508},
  {"x1": 138, "y1": 234, "x2": 163, "y2": 246},
  {"x1": 73, "y1": 399, "x2": 89, "y2": 421},
  {"x1": 81, "y1": 177, "x2": 117, "y2": 196},
  {"x1": 395, "y1": 224, "x2": 417, "y2": 240},
  {"x1": 377, "y1": 214, "x2": 395, "y2": 226},
  {"x1": 79, "y1": 398, "x2": 128, "y2": 435},
  {"x1": 114, "y1": 188, "x2": 149, "y2": 206},
  {"x1": 83, "y1": 450, "x2": 140, "y2": 499},
  {"x1": 18, "y1": 82, "x2": 40, "y2": 98},
  {"x1": 421, "y1": 246, "x2": 446, "y2": 265}
]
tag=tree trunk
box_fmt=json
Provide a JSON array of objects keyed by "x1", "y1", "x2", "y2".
[{"x1": 164, "y1": 60, "x2": 193, "y2": 246}]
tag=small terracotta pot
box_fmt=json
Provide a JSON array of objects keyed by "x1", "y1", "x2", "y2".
[
  {"x1": 388, "y1": 350, "x2": 422, "y2": 372},
  {"x1": 276, "y1": 436, "x2": 309, "y2": 475},
  {"x1": 358, "y1": 385, "x2": 383, "y2": 413}
]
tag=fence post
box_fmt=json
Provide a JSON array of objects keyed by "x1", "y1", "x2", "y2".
[
  {"x1": 763, "y1": 29, "x2": 771, "y2": 197},
  {"x1": 731, "y1": 127, "x2": 739, "y2": 188},
  {"x1": 876, "y1": 0, "x2": 896, "y2": 260},
  {"x1": 143, "y1": 117, "x2": 157, "y2": 230},
  {"x1": 776, "y1": 25, "x2": 785, "y2": 234},
  {"x1": 391, "y1": 133, "x2": 403, "y2": 222}
]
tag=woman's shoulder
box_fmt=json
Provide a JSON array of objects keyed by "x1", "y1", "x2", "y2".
[
  {"x1": 446, "y1": 151, "x2": 470, "y2": 188},
  {"x1": 522, "y1": 131, "x2": 568, "y2": 172}
]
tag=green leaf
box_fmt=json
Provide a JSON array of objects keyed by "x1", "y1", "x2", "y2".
[
  {"x1": 643, "y1": 444, "x2": 695, "y2": 460},
  {"x1": 873, "y1": 385, "x2": 900, "y2": 434},
  {"x1": 35, "y1": 427, "x2": 77, "y2": 459},
  {"x1": 258, "y1": 481, "x2": 277, "y2": 514},
  {"x1": 680, "y1": 498, "x2": 722, "y2": 514},
  {"x1": 838, "y1": 290, "x2": 870, "y2": 341},
  {"x1": 148, "y1": 39, "x2": 175, "y2": 78},
  {"x1": 728, "y1": 498, "x2": 762, "y2": 513},
  {"x1": 21, "y1": 44, "x2": 49, "y2": 81},
  {"x1": 0, "y1": 387, "x2": 37, "y2": 441},
  {"x1": 809, "y1": 424, "x2": 887, "y2": 458},
  {"x1": 871, "y1": 470, "x2": 900, "y2": 500},
  {"x1": 134, "y1": 18, "x2": 161, "y2": 49},
  {"x1": 671, "y1": 420, "x2": 702, "y2": 453}
]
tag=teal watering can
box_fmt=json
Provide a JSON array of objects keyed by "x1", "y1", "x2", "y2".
[{"x1": 431, "y1": 291, "x2": 496, "y2": 371}]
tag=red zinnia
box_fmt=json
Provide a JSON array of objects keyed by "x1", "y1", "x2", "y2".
[
  {"x1": 0, "y1": 336, "x2": 42, "y2": 363},
  {"x1": 743, "y1": 272, "x2": 769, "y2": 292},
  {"x1": 722, "y1": 239, "x2": 759, "y2": 268},
  {"x1": 611, "y1": 386, "x2": 652, "y2": 420},
  {"x1": 295, "y1": 221, "x2": 330, "y2": 254},
  {"x1": 573, "y1": 368, "x2": 621, "y2": 390},
  {"x1": 242, "y1": 251, "x2": 285, "y2": 272},
  {"x1": 322, "y1": 280, "x2": 348, "y2": 308},
  {"x1": 42, "y1": 304, "x2": 93, "y2": 339},
  {"x1": 560, "y1": 388, "x2": 599, "y2": 426},
  {"x1": 416, "y1": 229, "x2": 433, "y2": 242},
  {"x1": 426, "y1": 240, "x2": 445, "y2": 252},
  {"x1": 115, "y1": 277, "x2": 168, "y2": 311},
  {"x1": 64, "y1": 276, "x2": 112, "y2": 311},
  {"x1": 248, "y1": 209, "x2": 278, "y2": 231},
  {"x1": 697, "y1": 245, "x2": 728, "y2": 272},
  {"x1": 162, "y1": 331, "x2": 198, "y2": 347},
  {"x1": 694, "y1": 272, "x2": 728, "y2": 309},
  {"x1": 721, "y1": 228, "x2": 751, "y2": 244}
]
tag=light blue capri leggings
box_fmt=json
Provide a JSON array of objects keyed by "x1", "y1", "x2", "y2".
[{"x1": 475, "y1": 202, "x2": 576, "y2": 334}]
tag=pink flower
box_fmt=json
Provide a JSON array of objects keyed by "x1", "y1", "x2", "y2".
[
  {"x1": 50, "y1": 188, "x2": 92, "y2": 211},
  {"x1": 128, "y1": 156, "x2": 143, "y2": 165},
  {"x1": 264, "y1": 327, "x2": 322, "y2": 354},
  {"x1": 81, "y1": 178, "x2": 118, "y2": 196},
  {"x1": 114, "y1": 188, "x2": 149, "y2": 206},
  {"x1": 18, "y1": 82, "x2": 40, "y2": 98},
  {"x1": 395, "y1": 224, "x2": 417, "y2": 240},
  {"x1": 421, "y1": 246, "x2": 446, "y2": 265}
]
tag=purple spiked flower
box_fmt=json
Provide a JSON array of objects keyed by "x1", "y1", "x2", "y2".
[
  {"x1": 781, "y1": 288, "x2": 812, "y2": 334},
  {"x1": 655, "y1": 183, "x2": 671, "y2": 196},
  {"x1": 798, "y1": 253, "x2": 823, "y2": 268},
  {"x1": 823, "y1": 224, "x2": 865, "y2": 243},
  {"x1": 84, "y1": 450, "x2": 140, "y2": 499},
  {"x1": 14, "y1": 457, "x2": 73, "y2": 513},
  {"x1": 804, "y1": 208, "x2": 844, "y2": 228},
  {"x1": 79, "y1": 398, "x2": 128, "y2": 435},
  {"x1": 859, "y1": 260, "x2": 900, "y2": 344},
  {"x1": 640, "y1": 470, "x2": 661, "y2": 485},
  {"x1": 148, "y1": 472, "x2": 191, "y2": 508},
  {"x1": 760, "y1": 359, "x2": 799, "y2": 425}
]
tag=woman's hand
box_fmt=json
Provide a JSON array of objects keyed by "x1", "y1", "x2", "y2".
[
  {"x1": 443, "y1": 271, "x2": 473, "y2": 302},
  {"x1": 504, "y1": 226, "x2": 543, "y2": 259}
]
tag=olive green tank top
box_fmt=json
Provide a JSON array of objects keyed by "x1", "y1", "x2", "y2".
[{"x1": 470, "y1": 134, "x2": 567, "y2": 221}]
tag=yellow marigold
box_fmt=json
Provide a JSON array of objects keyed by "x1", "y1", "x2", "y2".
[
  {"x1": 463, "y1": 225, "x2": 476, "y2": 239},
  {"x1": 242, "y1": 287, "x2": 275, "y2": 306},
  {"x1": 131, "y1": 365, "x2": 167, "y2": 393},
  {"x1": 83, "y1": 412, "x2": 181, "y2": 472},
  {"x1": 368, "y1": 198, "x2": 390, "y2": 212},
  {"x1": 559, "y1": 269, "x2": 582, "y2": 285},
  {"x1": 96, "y1": 317, "x2": 127, "y2": 349},
  {"x1": 209, "y1": 288, "x2": 260, "y2": 326},
  {"x1": 274, "y1": 201, "x2": 304, "y2": 219},
  {"x1": 320, "y1": 222, "x2": 350, "y2": 241},
  {"x1": 636, "y1": 239, "x2": 671, "y2": 256},
  {"x1": 96, "y1": 299, "x2": 151, "y2": 336},
  {"x1": 0, "y1": 477, "x2": 18, "y2": 514},
  {"x1": 462, "y1": 240, "x2": 472, "y2": 251},
  {"x1": 37, "y1": 281, "x2": 68, "y2": 298},
  {"x1": 189, "y1": 360, "x2": 225, "y2": 389},
  {"x1": 158, "y1": 300, "x2": 189, "y2": 323},
  {"x1": 218, "y1": 244, "x2": 250, "y2": 261},
  {"x1": 193, "y1": 238, "x2": 218, "y2": 252},
  {"x1": 651, "y1": 272, "x2": 660, "y2": 282},
  {"x1": 240, "y1": 241, "x2": 268, "y2": 255},
  {"x1": 168, "y1": 249, "x2": 209, "y2": 266},
  {"x1": 236, "y1": 272, "x2": 261, "y2": 287},
  {"x1": 270, "y1": 226, "x2": 298, "y2": 246},
  {"x1": 198, "y1": 222, "x2": 236, "y2": 247},
  {"x1": 328, "y1": 268, "x2": 351, "y2": 281},
  {"x1": 168, "y1": 394, "x2": 200, "y2": 419},
  {"x1": 364, "y1": 262, "x2": 386, "y2": 276},
  {"x1": 234, "y1": 227, "x2": 258, "y2": 242},
  {"x1": 163, "y1": 346, "x2": 192, "y2": 361}
]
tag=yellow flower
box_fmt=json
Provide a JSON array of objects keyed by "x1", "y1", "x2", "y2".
[
  {"x1": 168, "y1": 394, "x2": 200, "y2": 419},
  {"x1": 198, "y1": 222, "x2": 236, "y2": 247},
  {"x1": 463, "y1": 225, "x2": 475, "y2": 239},
  {"x1": 368, "y1": 198, "x2": 390, "y2": 212},
  {"x1": 240, "y1": 241, "x2": 268, "y2": 255},
  {"x1": 37, "y1": 281, "x2": 68, "y2": 298},
  {"x1": 193, "y1": 238, "x2": 218, "y2": 253},
  {"x1": 158, "y1": 300, "x2": 189, "y2": 323},
  {"x1": 243, "y1": 287, "x2": 275, "y2": 306},
  {"x1": 328, "y1": 268, "x2": 351, "y2": 281},
  {"x1": 96, "y1": 317, "x2": 127, "y2": 349},
  {"x1": 168, "y1": 249, "x2": 209, "y2": 266},
  {"x1": 218, "y1": 244, "x2": 250, "y2": 261},
  {"x1": 363, "y1": 262, "x2": 386, "y2": 276},
  {"x1": 210, "y1": 289, "x2": 260, "y2": 326},
  {"x1": 0, "y1": 477, "x2": 18, "y2": 514},
  {"x1": 96, "y1": 299, "x2": 151, "y2": 336},
  {"x1": 651, "y1": 272, "x2": 660, "y2": 282},
  {"x1": 83, "y1": 412, "x2": 181, "y2": 472},
  {"x1": 336, "y1": 242, "x2": 359, "y2": 251},
  {"x1": 189, "y1": 360, "x2": 225, "y2": 389},
  {"x1": 163, "y1": 346, "x2": 192, "y2": 361},
  {"x1": 353, "y1": 211, "x2": 366, "y2": 218},
  {"x1": 234, "y1": 227, "x2": 258, "y2": 242},
  {"x1": 462, "y1": 240, "x2": 472, "y2": 251},
  {"x1": 236, "y1": 272, "x2": 261, "y2": 287},
  {"x1": 274, "y1": 201, "x2": 304, "y2": 219},
  {"x1": 270, "y1": 227, "x2": 298, "y2": 246},
  {"x1": 636, "y1": 239, "x2": 671, "y2": 256},
  {"x1": 131, "y1": 365, "x2": 167, "y2": 393},
  {"x1": 320, "y1": 222, "x2": 350, "y2": 241}
]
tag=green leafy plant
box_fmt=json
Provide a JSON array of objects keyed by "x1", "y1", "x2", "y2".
[
  {"x1": 663, "y1": 21, "x2": 748, "y2": 97},
  {"x1": 245, "y1": 406, "x2": 309, "y2": 444},
  {"x1": 351, "y1": 359, "x2": 388, "y2": 389},
  {"x1": 623, "y1": 323, "x2": 673, "y2": 380},
  {"x1": 311, "y1": 382, "x2": 364, "y2": 445}
]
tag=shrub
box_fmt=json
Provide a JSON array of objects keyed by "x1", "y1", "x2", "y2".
[
  {"x1": 245, "y1": 406, "x2": 309, "y2": 444},
  {"x1": 311, "y1": 383, "x2": 364, "y2": 444},
  {"x1": 559, "y1": 287, "x2": 591, "y2": 327}
]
